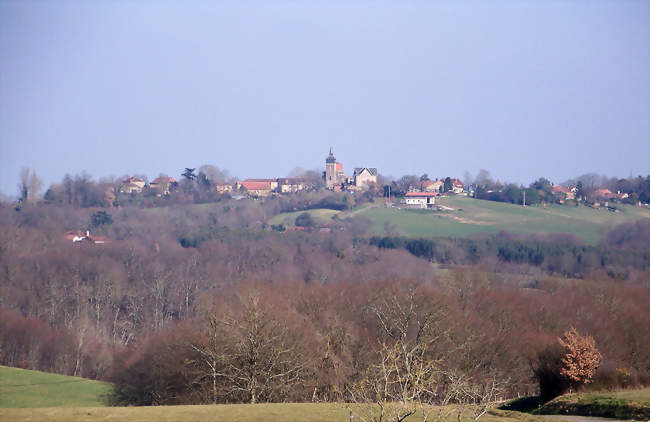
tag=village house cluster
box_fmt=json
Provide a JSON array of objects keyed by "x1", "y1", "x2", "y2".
[
  {"x1": 114, "y1": 148, "x2": 640, "y2": 209},
  {"x1": 118, "y1": 175, "x2": 307, "y2": 198},
  {"x1": 235, "y1": 178, "x2": 306, "y2": 197},
  {"x1": 120, "y1": 176, "x2": 178, "y2": 196},
  {"x1": 550, "y1": 185, "x2": 628, "y2": 206},
  {"x1": 117, "y1": 148, "x2": 380, "y2": 199},
  {"x1": 550, "y1": 185, "x2": 577, "y2": 202}
]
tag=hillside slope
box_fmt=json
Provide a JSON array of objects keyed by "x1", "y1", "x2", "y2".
[
  {"x1": 538, "y1": 387, "x2": 650, "y2": 420},
  {"x1": 0, "y1": 366, "x2": 111, "y2": 408},
  {"x1": 357, "y1": 197, "x2": 650, "y2": 243}
]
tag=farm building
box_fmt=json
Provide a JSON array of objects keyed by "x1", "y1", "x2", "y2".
[{"x1": 404, "y1": 192, "x2": 438, "y2": 208}]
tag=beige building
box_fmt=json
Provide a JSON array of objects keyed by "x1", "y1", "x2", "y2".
[
  {"x1": 451, "y1": 179, "x2": 465, "y2": 194},
  {"x1": 353, "y1": 167, "x2": 378, "y2": 188},
  {"x1": 552, "y1": 185, "x2": 575, "y2": 201},
  {"x1": 149, "y1": 176, "x2": 176, "y2": 195},
  {"x1": 240, "y1": 180, "x2": 273, "y2": 197},
  {"x1": 277, "y1": 178, "x2": 305, "y2": 193},
  {"x1": 215, "y1": 182, "x2": 234, "y2": 194},
  {"x1": 421, "y1": 180, "x2": 444, "y2": 193},
  {"x1": 119, "y1": 177, "x2": 146, "y2": 194}
]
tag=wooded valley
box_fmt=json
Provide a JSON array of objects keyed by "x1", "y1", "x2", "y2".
[{"x1": 1, "y1": 192, "x2": 648, "y2": 406}]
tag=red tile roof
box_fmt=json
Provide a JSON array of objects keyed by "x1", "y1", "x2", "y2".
[
  {"x1": 552, "y1": 185, "x2": 571, "y2": 194},
  {"x1": 594, "y1": 188, "x2": 614, "y2": 198},
  {"x1": 122, "y1": 176, "x2": 145, "y2": 184},
  {"x1": 405, "y1": 192, "x2": 438, "y2": 197},
  {"x1": 151, "y1": 176, "x2": 176, "y2": 184},
  {"x1": 241, "y1": 181, "x2": 271, "y2": 191}
]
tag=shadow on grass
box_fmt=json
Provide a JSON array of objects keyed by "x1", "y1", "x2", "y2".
[
  {"x1": 499, "y1": 396, "x2": 545, "y2": 414},
  {"x1": 500, "y1": 393, "x2": 650, "y2": 420}
]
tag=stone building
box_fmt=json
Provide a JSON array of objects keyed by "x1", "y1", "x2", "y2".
[
  {"x1": 324, "y1": 147, "x2": 377, "y2": 190},
  {"x1": 324, "y1": 147, "x2": 339, "y2": 189},
  {"x1": 353, "y1": 167, "x2": 378, "y2": 188}
]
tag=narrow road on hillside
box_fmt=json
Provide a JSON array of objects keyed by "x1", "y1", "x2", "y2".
[{"x1": 342, "y1": 204, "x2": 378, "y2": 219}]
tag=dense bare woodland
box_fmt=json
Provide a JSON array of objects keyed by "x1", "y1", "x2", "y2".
[{"x1": 0, "y1": 189, "x2": 649, "y2": 407}]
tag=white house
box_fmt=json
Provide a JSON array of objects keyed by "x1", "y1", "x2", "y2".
[{"x1": 404, "y1": 192, "x2": 437, "y2": 208}]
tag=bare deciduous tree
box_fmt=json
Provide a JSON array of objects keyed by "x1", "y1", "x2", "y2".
[
  {"x1": 191, "y1": 315, "x2": 224, "y2": 404},
  {"x1": 348, "y1": 286, "x2": 503, "y2": 422},
  {"x1": 463, "y1": 171, "x2": 473, "y2": 187},
  {"x1": 191, "y1": 288, "x2": 310, "y2": 404},
  {"x1": 18, "y1": 167, "x2": 43, "y2": 203},
  {"x1": 198, "y1": 164, "x2": 231, "y2": 184},
  {"x1": 447, "y1": 371, "x2": 502, "y2": 422},
  {"x1": 347, "y1": 286, "x2": 445, "y2": 422},
  {"x1": 474, "y1": 169, "x2": 492, "y2": 188}
]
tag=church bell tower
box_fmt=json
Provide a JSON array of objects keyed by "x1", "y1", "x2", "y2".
[{"x1": 325, "y1": 147, "x2": 337, "y2": 189}]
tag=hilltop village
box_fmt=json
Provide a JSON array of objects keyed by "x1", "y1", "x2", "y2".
[
  {"x1": 15, "y1": 147, "x2": 647, "y2": 220},
  {"x1": 109, "y1": 148, "x2": 643, "y2": 212},
  {"x1": 118, "y1": 147, "x2": 380, "y2": 199},
  {"x1": 110, "y1": 147, "x2": 475, "y2": 211}
]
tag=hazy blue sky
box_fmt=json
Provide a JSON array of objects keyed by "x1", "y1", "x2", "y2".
[{"x1": 1, "y1": 0, "x2": 648, "y2": 197}]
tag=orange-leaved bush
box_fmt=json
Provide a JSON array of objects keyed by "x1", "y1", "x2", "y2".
[{"x1": 558, "y1": 327, "x2": 602, "y2": 388}]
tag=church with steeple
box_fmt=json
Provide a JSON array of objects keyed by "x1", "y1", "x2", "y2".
[{"x1": 323, "y1": 147, "x2": 376, "y2": 191}]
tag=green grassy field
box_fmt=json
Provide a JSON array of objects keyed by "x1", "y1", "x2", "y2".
[
  {"x1": 2, "y1": 365, "x2": 647, "y2": 421},
  {"x1": 136, "y1": 196, "x2": 650, "y2": 243},
  {"x1": 0, "y1": 366, "x2": 112, "y2": 408},
  {"x1": 268, "y1": 208, "x2": 340, "y2": 227},
  {"x1": 538, "y1": 387, "x2": 650, "y2": 420},
  {"x1": 358, "y1": 197, "x2": 650, "y2": 243}
]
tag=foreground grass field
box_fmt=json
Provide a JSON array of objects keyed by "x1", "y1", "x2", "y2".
[
  {"x1": 1, "y1": 366, "x2": 647, "y2": 421},
  {"x1": 0, "y1": 366, "x2": 111, "y2": 408},
  {"x1": 0, "y1": 403, "x2": 548, "y2": 422},
  {"x1": 358, "y1": 197, "x2": 650, "y2": 243}
]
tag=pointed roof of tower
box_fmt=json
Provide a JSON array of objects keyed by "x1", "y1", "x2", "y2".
[{"x1": 326, "y1": 147, "x2": 336, "y2": 163}]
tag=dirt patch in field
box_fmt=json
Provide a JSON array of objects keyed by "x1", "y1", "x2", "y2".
[{"x1": 444, "y1": 214, "x2": 492, "y2": 225}]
